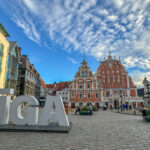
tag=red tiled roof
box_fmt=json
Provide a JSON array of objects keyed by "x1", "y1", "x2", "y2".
[
  {"x1": 46, "y1": 81, "x2": 70, "y2": 91},
  {"x1": 55, "y1": 82, "x2": 70, "y2": 91},
  {"x1": 46, "y1": 84, "x2": 55, "y2": 88},
  {"x1": 41, "y1": 79, "x2": 47, "y2": 88}
]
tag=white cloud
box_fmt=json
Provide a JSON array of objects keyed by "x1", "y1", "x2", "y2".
[
  {"x1": 97, "y1": 9, "x2": 109, "y2": 16},
  {"x1": 123, "y1": 56, "x2": 150, "y2": 70},
  {"x1": 107, "y1": 15, "x2": 118, "y2": 22},
  {"x1": 112, "y1": 0, "x2": 124, "y2": 8},
  {"x1": 131, "y1": 70, "x2": 150, "y2": 87},
  {"x1": 1, "y1": 0, "x2": 150, "y2": 84},
  {"x1": 22, "y1": 0, "x2": 38, "y2": 14},
  {"x1": 124, "y1": 56, "x2": 139, "y2": 68},
  {"x1": 67, "y1": 57, "x2": 78, "y2": 64},
  {"x1": 13, "y1": 15, "x2": 40, "y2": 44}
]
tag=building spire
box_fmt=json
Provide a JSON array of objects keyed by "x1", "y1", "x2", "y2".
[
  {"x1": 83, "y1": 49, "x2": 85, "y2": 60},
  {"x1": 108, "y1": 46, "x2": 111, "y2": 57}
]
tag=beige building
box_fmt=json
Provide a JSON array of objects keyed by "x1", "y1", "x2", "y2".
[{"x1": 0, "y1": 23, "x2": 10, "y2": 88}]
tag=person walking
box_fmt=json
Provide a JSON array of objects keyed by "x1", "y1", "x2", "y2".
[
  {"x1": 142, "y1": 107, "x2": 147, "y2": 117},
  {"x1": 89, "y1": 105, "x2": 93, "y2": 115},
  {"x1": 122, "y1": 103, "x2": 125, "y2": 111},
  {"x1": 129, "y1": 103, "x2": 132, "y2": 110},
  {"x1": 75, "y1": 106, "x2": 80, "y2": 115}
]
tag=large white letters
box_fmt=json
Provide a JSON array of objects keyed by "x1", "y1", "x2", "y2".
[
  {"x1": 0, "y1": 96, "x2": 11, "y2": 125},
  {"x1": 38, "y1": 95, "x2": 69, "y2": 127},
  {"x1": 0, "y1": 89, "x2": 69, "y2": 127},
  {"x1": 9, "y1": 96, "x2": 39, "y2": 125}
]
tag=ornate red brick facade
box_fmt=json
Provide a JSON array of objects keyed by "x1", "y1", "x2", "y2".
[
  {"x1": 69, "y1": 53, "x2": 143, "y2": 108},
  {"x1": 69, "y1": 59, "x2": 101, "y2": 108},
  {"x1": 96, "y1": 54, "x2": 139, "y2": 108}
]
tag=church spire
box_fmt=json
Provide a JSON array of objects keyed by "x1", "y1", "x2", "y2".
[
  {"x1": 83, "y1": 49, "x2": 85, "y2": 60},
  {"x1": 108, "y1": 46, "x2": 111, "y2": 57}
]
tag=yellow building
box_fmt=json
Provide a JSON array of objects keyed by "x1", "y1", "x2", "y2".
[{"x1": 0, "y1": 23, "x2": 10, "y2": 88}]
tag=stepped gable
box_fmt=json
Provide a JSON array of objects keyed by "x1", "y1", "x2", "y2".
[
  {"x1": 75, "y1": 59, "x2": 93, "y2": 77},
  {"x1": 97, "y1": 52, "x2": 136, "y2": 89}
]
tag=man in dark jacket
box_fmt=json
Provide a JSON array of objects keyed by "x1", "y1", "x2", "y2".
[{"x1": 142, "y1": 107, "x2": 147, "y2": 117}]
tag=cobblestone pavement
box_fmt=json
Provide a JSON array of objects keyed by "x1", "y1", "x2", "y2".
[
  {"x1": 0, "y1": 111, "x2": 149, "y2": 150},
  {"x1": 112, "y1": 109, "x2": 142, "y2": 116}
]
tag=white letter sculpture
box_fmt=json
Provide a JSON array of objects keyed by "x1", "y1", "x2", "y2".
[
  {"x1": 0, "y1": 96, "x2": 11, "y2": 125},
  {"x1": 39, "y1": 95, "x2": 69, "y2": 127},
  {"x1": 9, "y1": 96, "x2": 39, "y2": 125}
]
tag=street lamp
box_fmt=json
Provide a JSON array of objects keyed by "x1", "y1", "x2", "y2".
[
  {"x1": 146, "y1": 84, "x2": 150, "y2": 106},
  {"x1": 120, "y1": 90, "x2": 123, "y2": 111}
]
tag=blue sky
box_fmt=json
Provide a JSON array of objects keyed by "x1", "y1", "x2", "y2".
[{"x1": 0, "y1": 0, "x2": 150, "y2": 86}]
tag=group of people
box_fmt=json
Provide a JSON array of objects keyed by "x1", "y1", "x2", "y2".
[
  {"x1": 103, "y1": 103, "x2": 134, "y2": 111},
  {"x1": 120, "y1": 103, "x2": 131, "y2": 111}
]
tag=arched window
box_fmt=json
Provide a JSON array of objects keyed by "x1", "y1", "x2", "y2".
[{"x1": 106, "y1": 91, "x2": 110, "y2": 97}]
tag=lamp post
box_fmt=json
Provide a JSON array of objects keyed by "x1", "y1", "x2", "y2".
[
  {"x1": 146, "y1": 84, "x2": 150, "y2": 106},
  {"x1": 120, "y1": 90, "x2": 123, "y2": 111}
]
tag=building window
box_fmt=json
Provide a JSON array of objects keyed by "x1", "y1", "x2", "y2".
[
  {"x1": 103, "y1": 76, "x2": 105, "y2": 83},
  {"x1": 0, "y1": 43, "x2": 4, "y2": 56},
  {"x1": 118, "y1": 76, "x2": 120, "y2": 82},
  {"x1": 87, "y1": 93, "x2": 91, "y2": 99},
  {"x1": 95, "y1": 93, "x2": 99, "y2": 98},
  {"x1": 87, "y1": 83, "x2": 90, "y2": 89},
  {"x1": 79, "y1": 84, "x2": 83, "y2": 89},
  {"x1": 108, "y1": 76, "x2": 110, "y2": 82},
  {"x1": 79, "y1": 102, "x2": 83, "y2": 106},
  {"x1": 72, "y1": 92, "x2": 75, "y2": 99},
  {"x1": 113, "y1": 76, "x2": 115, "y2": 82},
  {"x1": 85, "y1": 71, "x2": 88, "y2": 76},
  {"x1": 81, "y1": 71, "x2": 88, "y2": 76},
  {"x1": 81, "y1": 71, "x2": 84, "y2": 76},
  {"x1": 106, "y1": 91, "x2": 110, "y2": 97},
  {"x1": 79, "y1": 93, "x2": 82, "y2": 99},
  {"x1": 0, "y1": 43, "x2": 4, "y2": 74}
]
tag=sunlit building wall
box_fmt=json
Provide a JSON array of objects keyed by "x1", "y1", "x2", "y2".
[
  {"x1": 0, "y1": 23, "x2": 10, "y2": 88},
  {"x1": 5, "y1": 42, "x2": 20, "y2": 93}
]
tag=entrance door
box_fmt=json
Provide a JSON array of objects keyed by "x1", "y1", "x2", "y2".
[
  {"x1": 95, "y1": 102, "x2": 100, "y2": 108},
  {"x1": 71, "y1": 102, "x2": 75, "y2": 109},
  {"x1": 79, "y1": 102, "x2": 83, "y2": 106},
  {"x1": 114, "y1": 99, "x2": 119, "y2": 109}
]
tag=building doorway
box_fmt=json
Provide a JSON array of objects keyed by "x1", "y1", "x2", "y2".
[
  {"x1": 87, "y1": 102, "x2": 91, "y2": 106},
  {"x1": 95, "y1": 102, "x2": 100, "y2": 108},
  {"x1": 114, "y1": 99, "x2": 119, "y2": 109},
  {"x1": 79, "y1": 102, "x2": 83, "y2": 106},
  {"x1": 71, "y1": 102, "x2": 75, "y2": 109},
  {"x1": 133, "y1": 102, "x2": 136, "y2": 108}
]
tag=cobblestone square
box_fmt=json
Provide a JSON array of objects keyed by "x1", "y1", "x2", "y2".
[{"x1": 0, "y1": 111, "x2": 149, "y2": 150}]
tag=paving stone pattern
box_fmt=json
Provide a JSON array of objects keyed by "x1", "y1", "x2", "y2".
[{"x1": 0, "y1": 111, "x2": 149, "y2": 150}]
